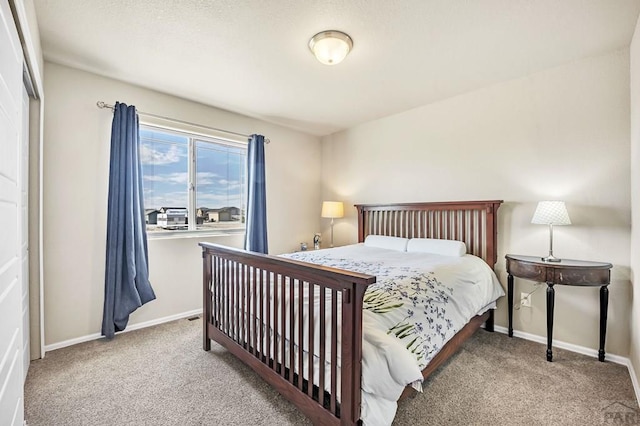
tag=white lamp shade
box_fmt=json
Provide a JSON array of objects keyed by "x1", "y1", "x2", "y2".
[
  {"x1": 321, "y1": 201, "x2": 344, "y2": 219},
  {"x1": 309, "y1": 31, "x2": 353, "y2": 65},
  {"x1": 531, "y1": 201, "x2": 571, "y2": 225}
]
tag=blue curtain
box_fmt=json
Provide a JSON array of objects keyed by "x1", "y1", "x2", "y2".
[
  {"x1": 244, "y1": 134, "x2": 268, "y2": 253},
  {"x1": 102, "y1": 102, "x2": 156, "y2": 339}
]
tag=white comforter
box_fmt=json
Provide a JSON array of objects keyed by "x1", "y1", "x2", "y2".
[{"x1": 283, "y1": 244, "x2": 504, "y2": 426}]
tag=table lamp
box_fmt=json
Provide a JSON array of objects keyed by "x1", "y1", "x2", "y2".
[
  {"x1": 321, "y1": 201, "x2": 344, "y2": 248},
  {"x1": 531, "y1": 201, "x2": 571, "y2": 262}
]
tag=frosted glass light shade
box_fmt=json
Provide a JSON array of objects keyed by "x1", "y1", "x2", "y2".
[
  {"x1": 321, "y1": 201, "x2": 344, "y2": 218},
  {"x1": 309, "y1": 31, "x2": 353, "y2": 65},
  {"x1": 531, "y1": 201, "x2": 571, "y2": 225}
]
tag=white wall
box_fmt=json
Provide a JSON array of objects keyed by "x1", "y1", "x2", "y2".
[
  {"x1": 629, "y1": 15, "x2": 640, "y2": 385},
  {"x1": 43, "y1": 62, "x2": 322, "y2": 347},
  {"x1": 322, "y1": 50, "x2": 631, "y2": 356}
]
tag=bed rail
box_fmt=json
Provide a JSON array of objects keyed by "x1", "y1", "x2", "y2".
[{"x1": 200, "y1": 243, "x2": 376, "y2": 425}]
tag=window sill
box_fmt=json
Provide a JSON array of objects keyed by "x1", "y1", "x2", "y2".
[{"x1": 146, "y1": 228, "x2": 245, "y2": 241}]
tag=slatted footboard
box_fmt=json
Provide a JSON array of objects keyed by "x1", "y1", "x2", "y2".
[{"x1": 200, "y1": 243, "x2": 376, "y2": 425}]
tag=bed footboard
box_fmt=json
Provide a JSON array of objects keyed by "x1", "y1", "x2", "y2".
[{"x1": 200, "y1": 243, "x2": 376, "y2": 426}]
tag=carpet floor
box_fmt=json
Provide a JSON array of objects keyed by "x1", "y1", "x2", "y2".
[{"x1": 25, "y1": 318, "x2": 637, "y2": 425}]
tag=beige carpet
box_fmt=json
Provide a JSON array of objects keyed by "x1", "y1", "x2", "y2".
[{"x1": 25, "y1": 318, "x2": 637, "y2": 425}]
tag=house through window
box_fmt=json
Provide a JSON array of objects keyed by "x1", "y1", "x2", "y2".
[{"x1": 140, "y1": 125, "x2": 247, "y2": 234}]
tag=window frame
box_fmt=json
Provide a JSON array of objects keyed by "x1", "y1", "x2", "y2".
[{"x1": 139, "y1": 122, "x2": 248, "y2": 239}]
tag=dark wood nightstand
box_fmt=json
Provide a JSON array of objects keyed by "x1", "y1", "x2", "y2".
[{"x1": 505, "y1": 254, "x2": 612, "y2": 362}]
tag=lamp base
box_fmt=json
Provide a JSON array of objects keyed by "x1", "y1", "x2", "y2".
[{"x1": 541, "y1": 255, "x2": 562, "y2": 263}]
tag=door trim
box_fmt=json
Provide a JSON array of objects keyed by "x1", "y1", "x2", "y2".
[{"x1": 9, "y1": 0, "x2": 45, "y2": 358}]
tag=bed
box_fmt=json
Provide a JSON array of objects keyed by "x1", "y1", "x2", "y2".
[{"x1": 200, "y1": 200, "x2": 503, "y2": 425}]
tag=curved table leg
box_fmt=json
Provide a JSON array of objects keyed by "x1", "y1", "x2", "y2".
[
  {"x1": 546, "y1": 283, "x2": 555, "y2": 362},
  {"x1": 508, "y1": 274, "x2": 514, "y2": 337},
  {"x1": 599, "y1": 285, "x2": 609, "y2": 362}
]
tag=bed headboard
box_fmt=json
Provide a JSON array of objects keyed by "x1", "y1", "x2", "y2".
[{"x1": 355, "y1": 200, "x2": 503, "y2": 268}]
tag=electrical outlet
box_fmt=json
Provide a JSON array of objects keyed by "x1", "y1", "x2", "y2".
[{"x1": 520, "y1": 292, "x2": 532, "y2": 308}]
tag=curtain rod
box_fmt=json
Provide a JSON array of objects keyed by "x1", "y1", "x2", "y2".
[{"x1": 96, "y1": 101, "x2": 270, "y2": 144}]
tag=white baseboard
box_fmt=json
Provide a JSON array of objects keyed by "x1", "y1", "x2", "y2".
[
  {"x1": 493, "y1": 325, "x2": 628, "y2": 365},
  {"x1": 43, "y1": 309, "x2": 203, "y2": 353},
  {"x1": 627, "y1": 356, "x2": 640, "y2": 405},
  {"x1": 494, "y1": 325, "x2": 639, "y2": 404}
]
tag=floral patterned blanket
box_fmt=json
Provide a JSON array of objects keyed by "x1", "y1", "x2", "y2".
[{"x1": 282, "y1": 244, "x2": 504, "y2": 426}]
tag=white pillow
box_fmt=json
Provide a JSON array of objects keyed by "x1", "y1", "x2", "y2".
[
  {"x1": 406, "y1": 238, "x2": 467, "y2": 257},
  {"x1": 364, "y1": 235, "x2": 409, "y2": 252}
]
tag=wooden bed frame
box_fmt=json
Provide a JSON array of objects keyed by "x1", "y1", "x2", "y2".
[{"x1": 200, "y1": 200, "x2": 502, "y2": 425}]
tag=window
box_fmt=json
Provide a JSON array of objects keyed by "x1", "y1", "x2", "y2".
[{"x1": 140, "y1": 125, "x2": 246, "y2": 234}]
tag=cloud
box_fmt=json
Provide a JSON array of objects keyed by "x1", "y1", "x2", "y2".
[
  {"x1": 144, "y1": 172, "x2": 227, "y2": 186},
  {"x1": 196, "y1": 192, "x2": 244, "y2": 208},
  {"x1": 197, "y1": 177, "x2": 243, "y2": 189},
  {"x1": 145, "y1": 191, "x2": 188, "y2": 209},
  {"x1": 144, "y1": 172, "x2": 188, "y2": 184},
  {"x1": 144, "y1": 190, "x2": 243, "y2": 210},
  {"x1": 144, "y1": 173, "x2": 244, "y2": 195},
  {"x1": 196, "y1": 172, "x2": 218, "y2": 185},
  {"x1": 140, "y1": 144, "x2": 184, "y2": 165},
  {"x1": 143, "y1": 171, "x2": 245, "y2": 209}
]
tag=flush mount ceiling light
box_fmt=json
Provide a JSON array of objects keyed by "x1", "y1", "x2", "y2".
[{"x1": 308, "y1": 30, "x2": 353, "y2": 65}]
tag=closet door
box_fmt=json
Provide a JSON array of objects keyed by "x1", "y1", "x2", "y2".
[{"x1": 0, "y1": 0, "x2": 25, "y2": 424}]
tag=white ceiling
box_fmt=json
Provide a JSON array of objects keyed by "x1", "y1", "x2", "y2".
[{"x1": 34, "y1": 0, "x2": 640, "y2": 136}]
